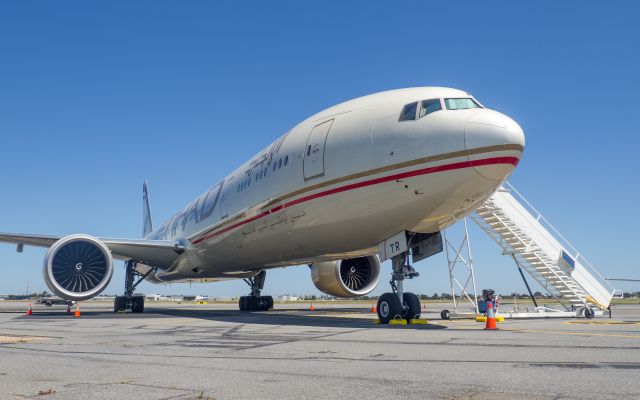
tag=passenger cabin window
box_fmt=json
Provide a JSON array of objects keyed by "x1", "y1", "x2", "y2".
[
  {"x1": 399, "y1": 102, "x2": 418, "y2": 121},
  {"x1": 444, "y1": 98, "x2": 481, "y2": 110},
  {"x1": 419, "y1": 99, "x2": 442, "y2": 118}
]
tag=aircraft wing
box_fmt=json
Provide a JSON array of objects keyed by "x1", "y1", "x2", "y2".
[{"x1": 0, "y1": 232, "x2": 184, "y2": 268}]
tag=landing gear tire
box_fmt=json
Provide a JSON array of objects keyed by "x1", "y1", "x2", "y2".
[
  {"x1": 403, "y1": 292, "x2": 421, "y2": 321},
  {"x1": 259, "y1": 296, "x2": 273, "y2": 311},
  {"x1": 441, "y1": 310, "x2": 451, "y2": 320},
  {"x1": 131, "y1": 296, "x2": 145, "y2": 313},
  {"x1": 265, "y1": 295, "x2": 274, "y2": 310},
  {"x1": 239, "y1": 295, "x2": 273, "y2": 311},
  {"x1": 240, "y1": 271, "x2": 273, "y2": 312},
  {"x1": 114, "y1": 296, "x2": 126, "y2": 312},
  {"x1": 584, "y1": 307, "x2": 595, "y2": 319},
  {"x1": 377, "y1": 292, "x2": 402, "y2": 324},
  {"x1": 239, "y1": 296, "x2": 249, "y2": 311}
]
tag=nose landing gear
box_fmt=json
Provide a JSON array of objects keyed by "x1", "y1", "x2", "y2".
[{"x1": 376, "y1": 253, "x2": 421, "y2": 324}]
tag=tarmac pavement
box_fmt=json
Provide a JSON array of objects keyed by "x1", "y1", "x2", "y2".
[{"x1": 0, "y1": 301, "x2": 639, "y2": 399}]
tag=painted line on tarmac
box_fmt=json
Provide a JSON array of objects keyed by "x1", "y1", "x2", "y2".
[
  {"x1": 306, "y1": 313, "x2": 379, "y2": 319},
  {"x1": 501, "y1": 328, "x2": 640, "y2": 339},
  {"x1": 565, "y1": 321, "x2": 640, "y2": 325},
  {"x1": 0, "y1": 334, "x2": 51, "y2": 343}
]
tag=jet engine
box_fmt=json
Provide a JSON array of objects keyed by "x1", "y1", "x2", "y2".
[
  {"x1": 43, "y1": 234, "x2": 114, "y2": 301},
  {"x1": 310, "y1": 256, "x2": 380, "y2": 298}
]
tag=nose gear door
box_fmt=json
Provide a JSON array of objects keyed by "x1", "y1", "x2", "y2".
[{"x1": 303, "y1": 119, "x2": 333, "y2": 180}]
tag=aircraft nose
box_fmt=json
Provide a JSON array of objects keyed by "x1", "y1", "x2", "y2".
[{"x1": 464, "y1": 109, "x2": 525, "y2": 180}]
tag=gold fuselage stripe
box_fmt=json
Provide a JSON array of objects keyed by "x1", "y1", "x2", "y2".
[{"x1": 190, "y1": 143, "x2": 523, "y2": 242}]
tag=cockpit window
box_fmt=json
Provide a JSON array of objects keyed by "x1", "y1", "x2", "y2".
[
  {"x1": 444, "y1": 98, "x2": 481, "y2": 110},
  {"x1": 419, "y1": 99, "x2": 442, "y2": 118},
  {"x1": 399, "y1": 102, "x2": 418, "y2": 121}
]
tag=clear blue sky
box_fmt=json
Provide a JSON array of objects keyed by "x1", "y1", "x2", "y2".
[{"x1": 1, "y1": 2, "x2": 638, "y2": 298}]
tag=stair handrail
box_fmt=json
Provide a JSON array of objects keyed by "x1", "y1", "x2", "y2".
[
  {"x1": 470, "y1": 212, "x2": 582, "y2": 309},
  {"x1": 502, "y1": 181, "x2": 615, "y2": 294}
]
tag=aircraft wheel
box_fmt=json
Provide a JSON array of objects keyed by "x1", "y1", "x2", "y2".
[
  {"x1": 264, "y1": 296, "x2": 274, "y2": 310},
  {"x1": 245, "y1": 296, "x2": 258, "y2": 311},
  {"x1": 584, "y1": 307, "x2": 595, "y2": 319},
  {"x1": 403, "y1": 292, "x2": 421, "y2": 321},
  {"x1": 441, "y1": 310, "x2": 451, "y2": 320},
  {"x1": 256, "y1": 296, "x2": 272, "y2": 311},
  {"x1": 131, "y1": 296, "x2": 144, "y2": 313},
  {"x1": 377, "y1": 292, "x2": 402, "y2": 324},
  {"x1": 114, "y1": 296, "x2": 126, "y2": 312}
]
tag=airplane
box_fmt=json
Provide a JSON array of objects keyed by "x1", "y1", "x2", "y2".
[
  {"x1": 0, "y1": 87, "x2": 525, "y2": 324},
  {"x1": 605, "y1": 278, "x2": 640, "y2": 282}
]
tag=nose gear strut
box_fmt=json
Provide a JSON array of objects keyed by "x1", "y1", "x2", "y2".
[{"x1": 377, "y1": 240, "x2": 422, "y2": 324}]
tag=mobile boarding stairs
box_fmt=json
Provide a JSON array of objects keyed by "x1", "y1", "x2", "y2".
[{"x1": 467, "y1": 182, "x2": 616, "y2": 318}]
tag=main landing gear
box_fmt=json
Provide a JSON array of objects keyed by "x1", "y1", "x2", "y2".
[
  {"x1": 239, "y1": 270, "x2": 274, "y2": 311},
  {"x1": 377, "y1": 253, "x2": 422, "y2": 324},
  {"x1": 114, "y1": 260, "x2": 154, "y2": 313}
]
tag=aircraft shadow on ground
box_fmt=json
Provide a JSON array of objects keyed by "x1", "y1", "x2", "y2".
[{"x1": 12, "y1": 306, "x2": 448, "y2": 330}]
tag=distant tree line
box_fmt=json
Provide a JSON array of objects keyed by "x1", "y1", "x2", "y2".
[
  {"x1": 2, "y1": 291, "x2": 50, "y2": 300},
  {"x1": 297, "y1": 292, "x2": 640, "y2": 301}
]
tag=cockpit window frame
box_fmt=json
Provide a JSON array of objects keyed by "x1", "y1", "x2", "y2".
[
  {"x1": 418, "y1": 98, "x2": 443, "y2": 119},
  {"x1": 444, "y1": 98, "x2": 482, "y2": 111},
  {"x1": 398, "y1": 101, "x2": 419, "y2": 122}
]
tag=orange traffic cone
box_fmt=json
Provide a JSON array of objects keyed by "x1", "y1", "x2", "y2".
[
  {"x1": 309, "y1": 303, "x2": 315, "y2": 311},
  {"x1": 371, "y1": 304, "x2": 377, "y2": 313},
  {"x1": 74, "y1": 304, "x2": 81, "y2": 318},
  {"x1": 484, "y1": 302, "x2": 498, "y2": 330},
  {"x1": 422, "y1": 303, "x2": 427, "y2": 310},
  {"x1": 27, "y1": 303, "x2": 32, "y2": 316}
]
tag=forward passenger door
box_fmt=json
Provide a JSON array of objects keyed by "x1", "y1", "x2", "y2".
[{"x1": 303, "y1": 119, "x2": 333, "y2": 180}]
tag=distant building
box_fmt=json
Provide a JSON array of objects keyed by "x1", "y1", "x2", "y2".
[{"x1": 277, "y1": 295, "x2": 299, "y2": 302}]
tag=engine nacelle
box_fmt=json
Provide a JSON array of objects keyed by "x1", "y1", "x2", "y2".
[
  {"x1": 43, "y1": 234, "x2": 114, "y2": 301},
  {"x1": 310, "y1": 255, "x2": 380, "y2": 298}
]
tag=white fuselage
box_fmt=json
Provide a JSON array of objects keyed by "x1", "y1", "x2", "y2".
[{"x1": 145, "y1": 87, "x2": 525, "y2": 282}]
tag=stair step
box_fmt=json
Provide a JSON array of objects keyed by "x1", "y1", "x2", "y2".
[{"x1": 473, "y1": 194, "x2": 611, "y2": 310}]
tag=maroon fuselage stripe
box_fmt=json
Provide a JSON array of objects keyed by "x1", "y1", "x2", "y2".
[{"x1": 191, "y1": 156, "x2": 519, "y2": 244}]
